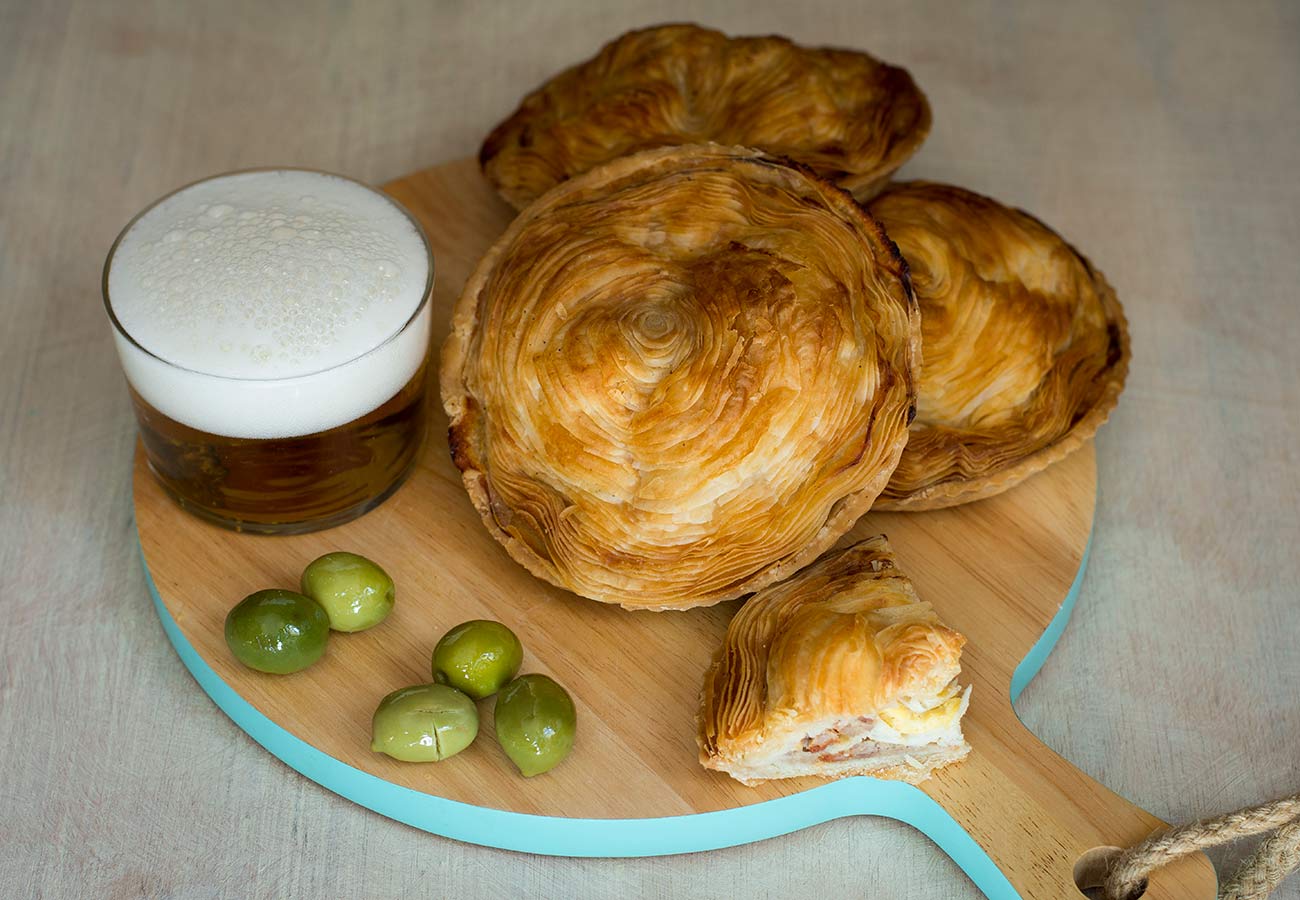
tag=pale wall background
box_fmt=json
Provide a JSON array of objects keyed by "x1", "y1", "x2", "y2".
[{"x1": 1, "y1": 1, "x2": 1297, "y2": 898}]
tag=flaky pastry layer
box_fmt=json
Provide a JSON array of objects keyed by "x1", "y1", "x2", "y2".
[
  {"x1": 868, "y1": 182, "x2": 1130, "y2": 510},
  {"x1": 480, "y1": 23, "x2": 931, "y2": 209},
  {"x1": 698, "y1": 535, "x2": 969, "y2": 784},
  {"x1": 441, "y1": 145, "x2": 920, "y2": 609}
]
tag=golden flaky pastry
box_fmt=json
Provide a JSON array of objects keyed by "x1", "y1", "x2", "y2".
[
  {"x1": 868, "y1": 182, "x2": 1130, "y2": 510},
  {"x1": 479, "y1": 23, "x2": 930, "y2": 209},
  {"x1": 699, "y1": 535, "x2": 970, "y2": 785},
  {"x1": 441, "y1": 145, "x2": 920, "y2": 610}
]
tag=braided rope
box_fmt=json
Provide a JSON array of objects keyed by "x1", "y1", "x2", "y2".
[
  {"x1": 1102, "y1": 795, "x2": 1300, "y2": 900},
  {"x1": 1220, "y1": 819, "x2": 1300, "y2": 900}
]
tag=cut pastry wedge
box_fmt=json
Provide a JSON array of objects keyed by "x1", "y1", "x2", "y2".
[{"x1": 698, "y1": 535, "x2": 970, "y2": 785}]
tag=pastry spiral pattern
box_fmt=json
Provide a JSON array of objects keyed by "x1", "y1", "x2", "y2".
[
  {"x1": 442, "y1": 145, "x2": 920, "y2": 609},
  {"x1": 868, "y1": 182, "x2": 1130, "y2": 510},
  {"x1": 480, "y1": 23, "x2": 931, "y2": 209}
]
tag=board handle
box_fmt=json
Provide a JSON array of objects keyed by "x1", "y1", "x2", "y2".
[{"x1": 923, "y1": 693, "x2": 1218, "y2": 899}]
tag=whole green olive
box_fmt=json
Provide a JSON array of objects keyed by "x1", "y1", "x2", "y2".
[
  {"x1": 299, "y1": 551, "x2": 395, "y2": 633},
  {"x1": 371, "y1": 683, "x2": 479, "y2": 762},
  {"x1": 493, "y1": 674, "x2": 576, "y2": 777},
  {"x1": 431, "y1": 620, "x2": 523, "y2": 700},
  {"x1": 224, "y1": 589, "x2": 330, "y2": 674}
]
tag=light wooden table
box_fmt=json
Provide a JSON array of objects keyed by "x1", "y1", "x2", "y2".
[{"x1": 1, "y1": 2, "x2": 1296, "y2": 897}]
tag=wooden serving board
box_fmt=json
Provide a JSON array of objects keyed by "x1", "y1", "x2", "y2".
[{"x1": 135, "y1": 159, "x2": 1216, "y2": 899}]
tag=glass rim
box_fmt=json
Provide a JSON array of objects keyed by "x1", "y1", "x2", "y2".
[{"x1": 102, "y1": 166, "x2": 435, "y2": 384}]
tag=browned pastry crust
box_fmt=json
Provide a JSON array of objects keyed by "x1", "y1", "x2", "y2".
[
  {"x1": 480, "y1": 23, "x2": 931, "y2": 209},
  {"x1": 441, "y1": 144, "x2": 920, "y2": 610},
  {"x1": 698, "y1": 535, "x2": 969, "y2": 785},
  {"x1": 868, "y1": 182, "x2": 1130, "y2": 510}
]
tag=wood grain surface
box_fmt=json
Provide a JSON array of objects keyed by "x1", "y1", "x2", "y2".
[
  {"x1": 1, "y1": 2, "x2": 1297, "y2": 898},
  {"x1": 133, "y1": 157, "x2": 1214, "y2": 898}
]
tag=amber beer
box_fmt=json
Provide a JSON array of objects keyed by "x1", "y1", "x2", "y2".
[
  {"x1": 104, "y1": 169, "x2": 434, "y2": 534},
  {"x1": 125, "y1": 363, "x2": 427, "y2": 533}
]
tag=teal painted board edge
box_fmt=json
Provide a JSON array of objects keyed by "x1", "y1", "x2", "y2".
[
  {"x1": 138, "y1": 520, "x2": 1091, "y2": 899},
  {"x1": 1010, "y1": 533, "x2": 1092, "y2": 704}
]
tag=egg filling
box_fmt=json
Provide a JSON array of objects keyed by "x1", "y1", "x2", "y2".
[{"x1": 791, "y1": 681, "x2": 970, "y2": 763}]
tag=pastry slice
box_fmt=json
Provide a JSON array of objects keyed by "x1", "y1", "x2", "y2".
[
  {"x1": 480, "y1": 23, "x2": 930, "y2": 208},
  {"x1": 868, "y1": 182, "x2": 1130, "y2": 510},
  {"x1": 699, "y1": 535, "x2": 970, "y2": 785}
]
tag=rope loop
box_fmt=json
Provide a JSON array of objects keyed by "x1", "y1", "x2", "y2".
[{"x1": 1102, "y1": 795, "x2": 1300, "y2": 900}]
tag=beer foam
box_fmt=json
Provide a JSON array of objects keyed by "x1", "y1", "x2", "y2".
[{"x1": 107, "y1": 170, "x2": 431, "y2": 438}]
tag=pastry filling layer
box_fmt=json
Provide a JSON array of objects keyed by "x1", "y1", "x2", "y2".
[{"x1": 793, "y1": 682, "x2": 970, "y2": 764}]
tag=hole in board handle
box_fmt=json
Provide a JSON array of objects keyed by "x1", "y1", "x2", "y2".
[{"x1": 1074, "y1": 846, "x2": 1146, "y2": 899}]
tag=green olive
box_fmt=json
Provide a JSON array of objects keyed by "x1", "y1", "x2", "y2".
[
  {"x1": 299, "y1": 551, "x2": 395, "y2": 632},
  {"x1": 371, "y1": 683, "x2": 479, "y2": 762},
  {"x1": 493, "y1": 674, "x2": 576, "y2": 777},
  {"x1": 224, "y1": 589, "x2": 330, "y2": 674},
  {"x1": 431, "y1": 620, "x2": 523, "y2": 700}
]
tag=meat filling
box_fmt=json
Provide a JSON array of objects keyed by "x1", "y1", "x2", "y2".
[
  {"x1": 792, "y1": 684, "x2": 970, "y2": 764},
  {"x1": 800, "y1": 716, "x2": 875, "y2": 754}
]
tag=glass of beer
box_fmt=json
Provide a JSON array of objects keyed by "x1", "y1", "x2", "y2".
[{"x1": 104, "y1": 169, "x2": 433, "y2": 534}]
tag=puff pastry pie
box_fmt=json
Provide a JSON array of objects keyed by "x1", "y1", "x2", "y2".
[
  {"x1": 441, "y1": 145, "x2": 920, "y2": 610},
  {"x1": 868, "y1": 182, "x2": 1130, "y2": 510},
  {"x1": 699, "y1": 535, "x2": 970, "y2": 785},
  {"x1": 479, "y1": 23, "x2": 931, "y2": 209}
]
